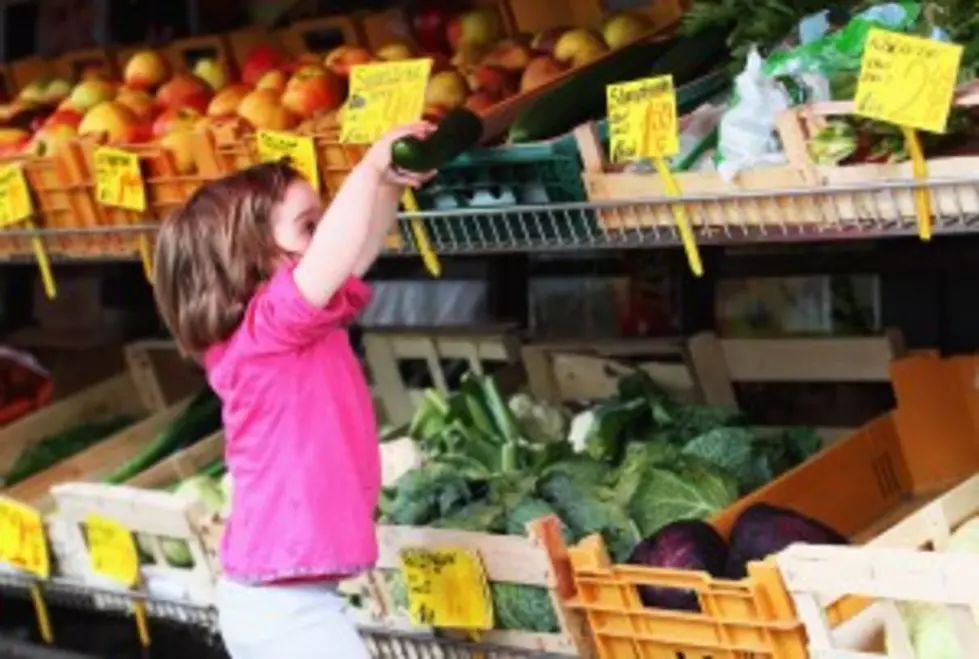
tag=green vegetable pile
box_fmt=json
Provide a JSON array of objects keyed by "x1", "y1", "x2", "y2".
[
  {"x1": 4, "y1": 414, "x2": 141, "y2": 487},
  {"x1": 377, "y1": 371, "x2": 824, "y2": 633}
]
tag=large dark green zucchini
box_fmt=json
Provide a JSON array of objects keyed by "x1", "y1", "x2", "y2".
[
  {"x1": 508, "y1": 28, "x2": 731, "y2": 144},
  {"x1": 391, "y1": 108, "x2": 483, "y2": 173},
  {"x1": 103, "y1": 388, "x2": 222, "y2": 485}
]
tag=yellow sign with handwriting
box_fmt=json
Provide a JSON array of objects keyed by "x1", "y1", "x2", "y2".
[
  {"x1": 607, "y1": 75, "x2": 679, "y2": 163},
  {"x1": 0, "y1": 166, "x2": 33, "y2": 227},
  {"x1": 85, "y1": 514, "x2": 139, "y2": 588},
  {"x1": 0, "y1": 497, "x2": 48, "y2": 579},
  {"x1": 257, "y1": 130, "x2": 319, "y2": 191},
  {"x1": 341, "y1": 59, "x2": 432, "y2": 144},
  {"x1": 855, "y1": 29, "x2": 963, "y2": 134},
  {"x1": 94, "y1": 147, "x2": 146, "y2": 212},
  {"x1": 399, "y1": 547, "x2": 493, "y2": 630}
]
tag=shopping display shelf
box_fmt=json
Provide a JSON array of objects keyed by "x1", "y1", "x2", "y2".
[{"x1": 0, "y1": 176, "x2": 976, "y2": 264}]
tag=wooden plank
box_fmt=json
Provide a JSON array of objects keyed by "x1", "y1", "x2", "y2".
[
  {"x1": 688, "y1": 332, "x2": 738, "y2": 408},
  {"x1": 125, "y1": 432, "x2": 224, "y2": 490},
  {"x1": 721, "y1": 337, "x2": 896, "y2": 383}
]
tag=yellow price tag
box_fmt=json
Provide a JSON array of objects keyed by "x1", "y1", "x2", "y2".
[
  {"x1": 400, "y1": 547, "x2": 493, "y2": 630},
  {"x1": 257, "y1": 130, "x2": 320, "y2": 191},
  {"x1": 607, "y1": 75, "x2": 679, "y2": 163},
  {"x1": 340, "y1": 59, "x2": 432, "y2": 145},
  {"x1": 0, "y1": 165, "x2": 33, "y2": 226},
  {"x1": 0, "y1": 497, "x2": 49, "y2": 579},
  {"x1": 854, "y1": 29, "x2": 962, "y2": 134},
  {"x1": 85, "y1": 514, "x2": 139, "y2": 588},
  {"x1": 94, "y1": 147, "x2": 146, "y2": 212}
]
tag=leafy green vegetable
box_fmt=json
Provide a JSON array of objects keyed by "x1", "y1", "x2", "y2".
[
  {"x1": 628, "y1": 458, "x2": 739, "y2": 537},
  {"x1": 378, "y1": 463, "x2": 480, "y2": 526},
  {"x1": 5, "y1": 414, "x2": 139, "y2": 486}
]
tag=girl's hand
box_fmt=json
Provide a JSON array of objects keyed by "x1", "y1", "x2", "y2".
[{"x1": 364, "y1": 122, "x2": 438, "y2": 188}]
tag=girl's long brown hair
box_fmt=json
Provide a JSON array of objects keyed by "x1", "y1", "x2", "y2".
[{"x1": 153, "y1": 162, "x2": 302, "y2": 358}]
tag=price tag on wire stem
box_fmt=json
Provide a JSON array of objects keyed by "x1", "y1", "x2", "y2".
[
  {"x1": 257, "y1": 130, "x2": 319, "y2": 191},
  {"x1": 399, "y1": 547, "x2": 493, "y2": 630},
  {"x1": 340, "y1": 58, "x2": 440, "y2": 278},
  {"x1": 94, "y1": 147, "x2": 146, "y2": 213},
  {"x1": 340, "y1": 59, "x2": 432, "y2": 145},
  {"x1": 607, "y1": 75, "x2": 702, "y2": 276},
  {"x1": 854, "y1": 28, "x2": 963, "y2": 241},
  {"x1": 85, "y1": 514, "x2": 151, "y2": 647},
  {"x1": 0, "y1": 497, "x2": 54, "y2": 643},
  {"x1": 0, "y1": 166, "x2": 56, "y2": 298}
]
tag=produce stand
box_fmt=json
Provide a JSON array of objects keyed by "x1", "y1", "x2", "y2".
[{"x1": 0, "y1": 0, "x2": 978, "y2": 658}]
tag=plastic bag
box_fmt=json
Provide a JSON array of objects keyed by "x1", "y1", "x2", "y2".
[{"x1": 714, "y1": 49, "x2": 791, "y2": 182}]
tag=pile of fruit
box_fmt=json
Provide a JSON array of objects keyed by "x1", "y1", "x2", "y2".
[{"x1": 0, "y1": 5, "x2": 656, "y2": 174}]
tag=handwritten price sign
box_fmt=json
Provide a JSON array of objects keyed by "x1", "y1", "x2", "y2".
[
  {"x1": 0, "y1": 166, "x2": 33, "y2": 226},
  {"x1": 94, "y1": 147, "x2": 146, "y2": 212},
  {"x1": 855, "y1": 29, "x2": 963, "y2": 134},
  {"x1": 0, "y1": 498, "x2": 48, "y2": 579},
  {"x1": 85, "y1": 514, "x2": 139, "y2": 588},
  {"x1": 607, "y1": 75, "x2": 679, "y2": 163},
  {"x1": 257, "y1": 130, "x2": 319, "y2": 191},
  {"x1": 340, "y1": 59, "x2": 432, "y2": 145},
  {"x1": 399, "y1": 547, "x2": 492, "y2": 630}
]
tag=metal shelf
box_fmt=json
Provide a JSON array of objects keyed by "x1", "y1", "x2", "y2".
[{"x1": 0, "y1": 178, "x2": 976, "y2": 262}]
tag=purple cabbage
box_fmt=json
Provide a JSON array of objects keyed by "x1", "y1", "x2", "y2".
[
  {"x1": 627, "y1": 520, "x2": 729, "y2": 612},
  {"x1": 725, "y1": 503, "x2": 847, "y2": 578}
]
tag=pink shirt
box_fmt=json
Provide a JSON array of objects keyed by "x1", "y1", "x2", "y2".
[{"x1": 204, "y1": 264, "x2": 380, "y2": 583}]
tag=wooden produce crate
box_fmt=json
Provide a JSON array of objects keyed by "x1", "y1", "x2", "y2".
[
  {"x1": 42, "y1": 132, "x2": 223, "y2": 258},
  {"x1": 521, "y1": 330, "x2": 904, "y2": 441},
  {"x1": 274, "y1": 15, "x2": 366, "y2": 57},
  {"x1": 359, "y1": 0, "x2": 515, "y2": 51},
  {"x1": 574, "y1": 120, "x2": 816, "y2": 233},
  {"x1": 165, "y1": 35, "x2": 235, "y2": 77},
  {"x1": 505, "y1": 0, "x2": 685, "y2": 35},
  {"x1": 0, "y1": 341, "x2": 202, "y2": 511},
  {"x1": 362, "y1": 325, "x2": 522, "y2": 427},
  {"x1": 53, "y1": 47, "x2": 117, "y2": 82},
  {"x1": 775, "y1": 87, "x2": 979, "y2": 227},
  {"x1": 225, "y1": 26, "x2": 277, "y2": 74},
  {"x1": 776, "y1": 473, "x2": 979, "y2": 658},
  {"x1": 8, "y1": 57, "x2": 58, "y2": 96},
  {"x1": 565, "y1": 351, "x2": 979, "y2": 659}
]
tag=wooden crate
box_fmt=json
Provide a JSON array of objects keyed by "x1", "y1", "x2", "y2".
[
  {"x1": 776, "y1": 473, "x2": 979, "y2": 658},
  {"x1": 776, "y1": 89, "x2": 979, "y2": 226},
  {"x1": 521, "y1": 331, "x2": 904, "y2": 441},
  {"x1": 53, "y1": 47, "x2": 116, "y2": 82},
  {"x1": 275, "y1": 15, "x2": 366, "y2": 57},
  {"x1": 574, "y1": 121, "x2": 817, "y2": 232},
  {"x1": 166, "y1": 35, "x2": 235, "y2": 76},
  {"x1": 362, "y1": 325, "x2": 522, "y2": 427},
  {"x1": 564, "y1": 351, "x2": 979, "y2": 659}
]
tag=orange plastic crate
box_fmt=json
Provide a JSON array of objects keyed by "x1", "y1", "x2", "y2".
[
  {"x1": 208, "y1": 119, "x2": 403, "y2": 250},
  {"x1": 566, "y1": 352, "x2": 979, "y2": 659}
]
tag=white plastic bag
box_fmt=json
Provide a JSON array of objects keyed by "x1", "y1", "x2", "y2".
[{"x1": 715, "y1": 49, "x2": 792, "y2": 182}]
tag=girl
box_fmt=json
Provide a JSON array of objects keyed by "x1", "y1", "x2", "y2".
[{"x1": 152, "y1": 123, "x2": 436, "y2": 659}]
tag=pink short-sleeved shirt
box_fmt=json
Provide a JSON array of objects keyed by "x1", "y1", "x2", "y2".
[{"x1": 204, "y1": 263, "x2": 380, "y2": 583}]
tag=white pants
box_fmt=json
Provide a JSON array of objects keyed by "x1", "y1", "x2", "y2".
[{"x1": 217, "y1": 578, "x2": 370, "y2": 659}]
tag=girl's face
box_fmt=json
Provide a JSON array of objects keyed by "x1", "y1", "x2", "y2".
[{"x1": 270, "y1": 180, "x2": 323, "y2": 260}]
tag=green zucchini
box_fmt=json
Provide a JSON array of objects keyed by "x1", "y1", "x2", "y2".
[
  {"x1": 391, "y1": 108, "x2": 483, "y2": 173},
  {"x1": 508, "y1": 28, "x2": 731, "y2": 144},
  {"x1": 103, "y1": 388, "x2": 222, "y2": 485},
  {"x1": 4, "y1": 414, "x2": 139, "y2": 487}
]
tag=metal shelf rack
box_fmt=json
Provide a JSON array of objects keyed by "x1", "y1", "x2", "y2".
[
  {"x1": 0, "y1": 177, "x2": 976, "y2": 263},
  {"x1": 0, "y1": 573, "x2": 572, "y2": 659}
]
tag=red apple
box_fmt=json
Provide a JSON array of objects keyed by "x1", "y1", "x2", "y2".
[
  {"x1": 324, "y1": 45, "x2": 374, "y2": 78},
  {"x1": 42, "y1": 108, "x2": 83, "y2": 129},
  {"x1": 124, "y1": 50, "x2": 171, "y2": 91},
  {"x1": 152, "y1": 106, "x2": 202, "y2": 138},
  {"x1": 237, "y1": 89, "x2": 297, "y2": 131},
  {"x1": 464, "y1": 89, "x2": 499, "y2": 113},
  {"x1": 409, "y1": 3, "x2": 451, "y2": 54},
  {"x1": 207, "y1": 84, "x2": 250, "y2": 118},
  {"x1": 255, "y1": 69, "x2": 287, "y2": 94},
  {"x1": 160, "y1": 129, "x2": 198, "y2": 174},
  {"x1": 78, "y1": 101, "x2": 140, "y2": 144},
  {"x1": 281, "y1": 68, "x2": 344, "y2": 120},
  {"x1": 115, "y1": 87, "x2": 158, "y2": 122},
  {"x1": 156, "y1": 74, "x2": 213, "y2": 113},
  {"x1": 241, "y1": 45, "x2": 287, "y2": 87}
]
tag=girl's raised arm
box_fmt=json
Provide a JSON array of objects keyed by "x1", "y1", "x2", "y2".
[{"x1": 293, "y1": 123, "x2": 433, "y2": 307}]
